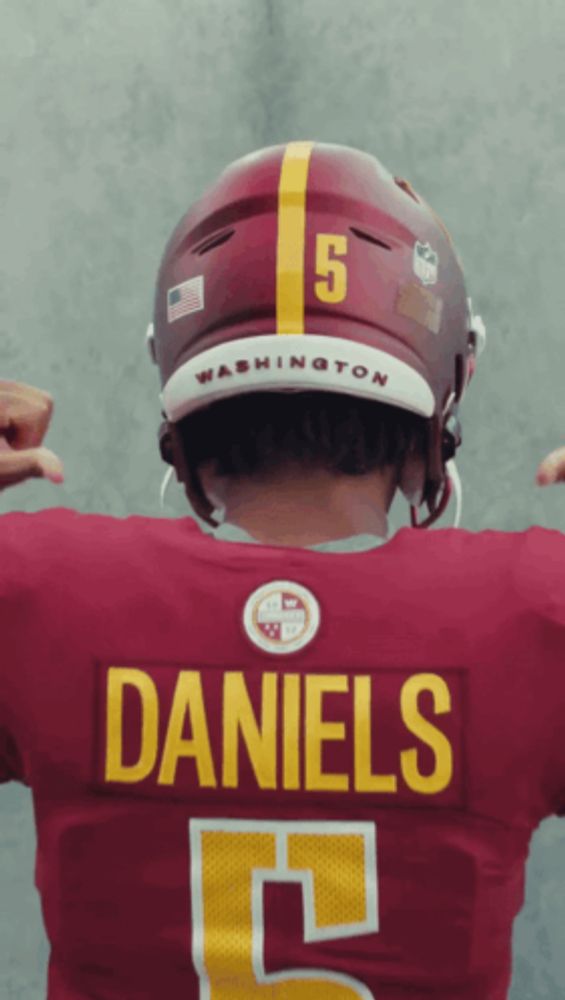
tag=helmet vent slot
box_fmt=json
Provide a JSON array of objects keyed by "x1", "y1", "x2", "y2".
[
  {"x1": 194, "y1": 229, "x2": 235, "y2": 256},
  {"x1": 454, "y1": 353, "x2": 465, "y2": 402},
  {"x1": 350, "y1": 227, "x2": 392, "y2": 251}
]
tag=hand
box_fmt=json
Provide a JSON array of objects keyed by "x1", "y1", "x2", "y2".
[
  {"x1": 537, "y1": 447, "x2": 565, "y2": 487},
  {"x1": 0, "y1": 381, "x2": 64, "y2": 491}
]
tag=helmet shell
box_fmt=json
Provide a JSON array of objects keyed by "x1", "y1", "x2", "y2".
[{"x1": 149, "y1": 142, "x2": 481, "y2": 524}]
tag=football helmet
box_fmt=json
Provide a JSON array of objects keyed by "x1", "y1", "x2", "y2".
[{"x1": 147, "y1": 141, "x2": 486, "y2": 528}]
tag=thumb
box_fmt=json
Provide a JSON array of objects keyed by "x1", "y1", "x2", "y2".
[
  {"x1": 0, "y1": 442, "x2": 64, "y2": 487},
  {"x1": 32, "y1": 446, "x2": 65, "y2": 483},
  {"x1": 536, "y1": 447, "x2": 565, "y2": 486}
]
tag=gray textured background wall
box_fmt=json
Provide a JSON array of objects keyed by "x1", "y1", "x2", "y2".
[{"x1": 2, "y1": 0, "x2": 565, "y2": 996}]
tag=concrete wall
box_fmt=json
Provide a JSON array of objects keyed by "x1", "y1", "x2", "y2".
[{"x1": 2, "y1": 0, "x2": 565, "y2": 995}]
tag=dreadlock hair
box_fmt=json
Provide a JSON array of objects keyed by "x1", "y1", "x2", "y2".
[{"x1": 177, "y1": 391, "x2": 428, "y2": 482}]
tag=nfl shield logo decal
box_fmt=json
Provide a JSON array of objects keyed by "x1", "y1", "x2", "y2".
[
  {"x1": 413, "y1": 241, "x2": 439, "y2": 286},
  {"x1": 243, "y1": 580, "x2": 321, "y2": 654}
]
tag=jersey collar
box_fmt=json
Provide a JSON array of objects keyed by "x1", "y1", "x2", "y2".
[{"x1": 209, "y1": 521, "x2": 391, "y2": 552}]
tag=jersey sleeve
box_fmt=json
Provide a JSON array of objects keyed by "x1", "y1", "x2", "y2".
[
  {"x1": 0, "y1": 729, "x2": 23, "y2": 784},
  {"x1": 0, "y1": 513, "x2": 28, "y2": 783},
  {"x1": 514, "y1": 526, "x2": 565, "y2": 815},
  {"x1": 0, "y1": 508, "x2": 64, "y2": 785},
  {"x1": 515, "y1": 526, "x2": 565, "y2": 626},
  {"x1": 0, "y1": 506, "x2": 97, "y2": 787}
]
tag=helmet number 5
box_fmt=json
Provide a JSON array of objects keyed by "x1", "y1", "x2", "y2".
[
  {"x1": 190, "y1": 819, "x2": 378, "y2": 999},
  {"x1": 314, "y1": 234, "x2": 348, "y2": 304}
]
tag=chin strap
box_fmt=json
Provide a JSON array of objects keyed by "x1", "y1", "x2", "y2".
[
  {"x1": 410, "y1": 458, "x2": 462, "y2": 529},
  {"x1": 446, "y1": 458, "x2": 463, "y2": 527},
  {"x1": 159, "y1": 466, "x2": 174, "y2": 510}
]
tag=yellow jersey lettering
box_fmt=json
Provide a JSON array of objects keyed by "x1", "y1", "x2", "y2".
[
  {"x1": 101, "y1": 667, "x2": 458, "y2": 801},
  {"x1": 105, "y1": 667, "x2": 159, "y2": 783},
  {"x1": 305, "y1": 674, "x2": 349, "y2": 791},
  {"x1": 400, "y1": 673, "x2": 453, "y2": 794},
  {"x1": 353, "y1": 675, "x2": 397, "y2": 793},
  {"x1": 222, "y1": 672, "x2": 278, "y2": 789},
  {"x1": 283, "y1": 673, "x2": 301, "y2": 790},
  {"x1": 157, "y1": 671, "x2": 217, "y2": 787}
]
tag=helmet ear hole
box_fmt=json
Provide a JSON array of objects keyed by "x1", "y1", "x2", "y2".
[{"x1": 158, "y1": 422, "x2": 174, "y2": 466}]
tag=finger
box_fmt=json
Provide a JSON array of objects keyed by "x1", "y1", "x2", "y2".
[
  {"x1": 536, "y1": 447, "x2": 565, "y2": 486},
  {"x1": 0, "y1": 387, "x2": 53, "y2": 449},
  {"x1": 0, "y1": 380, "x2": 52, "y2": 403},
  {"x1": 0, "y1": 446, "x2": 64, "y2": 486}
]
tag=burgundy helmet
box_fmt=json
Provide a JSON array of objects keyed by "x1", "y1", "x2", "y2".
[{"x1": 147, "y1": 141, "x2": 485, "y2": 527}]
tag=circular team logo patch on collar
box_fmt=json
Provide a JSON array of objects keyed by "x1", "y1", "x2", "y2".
[{"x1": 243, "y1": 580, "x2": 321, "y2": 654}]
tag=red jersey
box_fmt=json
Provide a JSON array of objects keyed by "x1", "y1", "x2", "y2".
[{"x1": 1, "y1": 507, "x2": 564, "y2": 1000}]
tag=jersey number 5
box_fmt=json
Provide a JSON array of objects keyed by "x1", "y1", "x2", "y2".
[{"x1": 189, "y1": 819, "x2": 378, "y2": 999}]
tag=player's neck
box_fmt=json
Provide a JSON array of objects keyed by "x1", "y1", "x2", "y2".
[{"x1": 206, "y1": 466, "x2": 396, "y2": 546}]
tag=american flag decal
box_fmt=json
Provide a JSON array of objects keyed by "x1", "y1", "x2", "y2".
[{"x1": 167, "y1": 276, "x2": 205, "y2": 323}]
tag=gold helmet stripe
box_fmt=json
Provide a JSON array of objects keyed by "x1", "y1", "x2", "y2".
[{"x1": 276, "y1": 141, "x2": 314, "y2": 335}]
